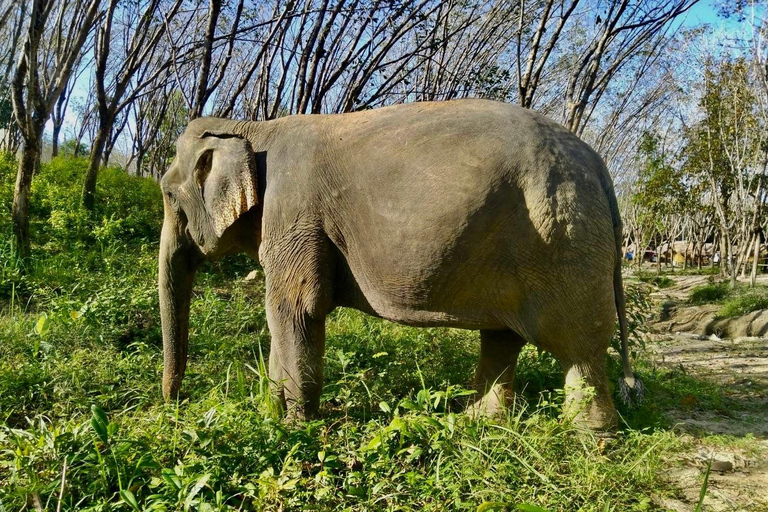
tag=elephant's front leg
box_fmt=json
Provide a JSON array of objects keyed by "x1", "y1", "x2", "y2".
[
  {"x1": 263, "y1": 236, "x2": 333, "y2": 421},
  {"x1": 468, "y1": 329, "x2": 527, "y2": 417},
  {"x1": 266, "y1": 298, "x2": 326, "y2": 420}
]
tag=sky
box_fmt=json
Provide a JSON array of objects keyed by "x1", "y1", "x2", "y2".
[{"x1": 47, "y1": 0, "x2": 737, "y2": 159}]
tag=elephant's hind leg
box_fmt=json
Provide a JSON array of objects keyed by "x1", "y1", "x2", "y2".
[
  {"x1": 468, "y1": 329, "x2": 527, "y2": 418},
  {"x1": 561, "y1": 351, "x2": 617, "y2": 430}
]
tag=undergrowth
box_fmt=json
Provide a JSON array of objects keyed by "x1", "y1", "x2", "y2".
[
  {"x1": 718, "y1": 291, "x2": 768, "y2": 318},
  {"x1": 689, "y1": 282, "x2": 729, "y2": 305},
  {"x1": 636, "y1": 270, "x2": 674, "y2": 289},
  {"x1": 0, "y1": 153, "x2": 712, "y2": 510},
  {"x1": 688, "y1": 279, "x2": 768, "y2": 318}
]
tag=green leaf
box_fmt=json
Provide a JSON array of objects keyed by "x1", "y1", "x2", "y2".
[
  {"x1": 516, "y1": 505, "x2": 554, "y2": 512},
  {"x1": 694, "y1": 458, "x2": 712, "y2": 512},
  {"x1": 477, "y1": 502, "x2": 508, "y2": 512},
  {"x1": 34, "y1": 314, "x2": 50, "y2": 336},
  {"x1": 91, "y1": 405, "x2": 109, "y2": 444},
  {"x1": 162, "y1": 468, "x2": 182, "y2": 491},
  {"x1": 365, "y1": 434, "x2": 383, "y2": 451},
  {"x1": 184, "y1": 473, "x2": 211, "y2": 510},
  {"x1": 120, "y1": 489, "x2": 141, "y2": 512},
  {"x1": 379, "y1": 401, "x2": 391, "y2": 414}
]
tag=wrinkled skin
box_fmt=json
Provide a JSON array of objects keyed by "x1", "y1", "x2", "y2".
[{"x1": 159, "y1": 99, "x2": 636, "y2": 430}]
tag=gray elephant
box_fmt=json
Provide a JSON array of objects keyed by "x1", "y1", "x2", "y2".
[{"x1": 159, "y1": 99, "x2": 639, "y2": 430}]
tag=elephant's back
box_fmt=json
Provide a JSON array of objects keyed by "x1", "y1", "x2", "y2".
[{"x1": 327, "y1": 99, "x2": 616, "y2": 259}]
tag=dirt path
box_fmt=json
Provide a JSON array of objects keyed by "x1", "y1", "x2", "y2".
[{"x1": 638, "y1": 273, "x2": 768, "y2": 511}]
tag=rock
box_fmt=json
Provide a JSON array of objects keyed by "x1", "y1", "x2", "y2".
[
  {"x1": 655, "y1": 305, "x2": 768, "y2": 339},
  {"x1": 695, "y1": 450, "x2": 736, "y2": 472},
  {"x1": 710, "y1": 459, "x2": 733, "y2": 472},
  {"x1": 244, "y1": 270, "x2": 259, "y2": 281}
]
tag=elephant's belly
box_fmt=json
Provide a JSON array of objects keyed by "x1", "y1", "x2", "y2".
[
  {"x1": 334, "y1": 265, "x2": 512, "y2": 330},
  {"x1": 360, "y1": 301, "x2": 508, "y2": 329}
]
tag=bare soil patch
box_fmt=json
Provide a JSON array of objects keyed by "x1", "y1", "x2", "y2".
[{"x1": 639, "y1": 272, "x2": 768, "y2": 511}]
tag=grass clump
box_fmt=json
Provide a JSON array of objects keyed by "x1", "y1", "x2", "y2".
[
  {"x1": 718, "y1": 291, "x2": 768, "y2": 318},
  {"x1": 689, "y1": 282, "x2": 729, "y2": 305},
  {"x1": 687, "y1": 279, "x2": 768, "y2": 317},
  {"x1": 636, "y1": 270, "x2": 674, "y2": 289}
]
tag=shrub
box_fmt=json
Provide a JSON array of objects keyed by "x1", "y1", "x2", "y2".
[
  {"x1": 689, "y1": 282, "x2": 729, "y2": 305},
  {"x1": 636, "y1": 270, "x2": 674, "y2": 288},
  {"x1": 613, "y1": 282, "x2": 652, "y2": 357},
  {"x1": 719, "y1": 292, "x2": 768, "y2": 318},
  {"x1": 28, "y1": 156, "x2": 163, "y2": 247}
]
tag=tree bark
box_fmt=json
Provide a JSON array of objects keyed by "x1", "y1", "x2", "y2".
[
  {"x1": 82, "y1": 120, "x2": 109, "y2": 211},
  {"x1": 751, "y1": 232, "x2": 761, "y2": 287},
  {"x1": 51, "y1": 121, "x2": 62, "y2": 158},
  {"x1": 13, "y1": 134, "x2": 42, "y2": 259}
]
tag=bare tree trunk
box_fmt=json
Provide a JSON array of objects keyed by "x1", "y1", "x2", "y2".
[
  {"x1": 738, "y1": 232, "x2": 754, "y2": 279},
  {"x1": 12, "y1": 135, "x2": 41, "y2": 259},
  {"x1": 191, "y1": 0, "x2": 222, "y2": 119},
  {"x1": 51, "y1": 120, "x2": 62, "y2": 158},
  {"x1": 751, "y1": 232, "x2": 761, "y2": 287},
  {"x1": 83, "y1": 120, "x2": 109, "y2": 211}
]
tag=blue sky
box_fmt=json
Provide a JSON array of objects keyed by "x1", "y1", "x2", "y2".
[
  {"x1": 50, "y1": 0, "x2": 739, "y2": 152},
  {"x1": 686, "y1": 0, "x2": 724, "y2": 25}
]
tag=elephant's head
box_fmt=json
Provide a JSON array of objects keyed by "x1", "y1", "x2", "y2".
[{"x1": 159, "y1": 120, "x2": 261, "y2": 400}]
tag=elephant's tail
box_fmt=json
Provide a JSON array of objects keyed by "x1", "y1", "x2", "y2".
[
  {"x1": 600, "y1": 158, "x2": 644, "y2": 406},
  {"x1": 614, "y1": 258, "x2": 644, "y2": 406}
]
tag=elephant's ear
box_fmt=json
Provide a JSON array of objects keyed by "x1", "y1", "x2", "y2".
[{"x1": 195, "y1": 131, "x2": 258, "y2": 240}]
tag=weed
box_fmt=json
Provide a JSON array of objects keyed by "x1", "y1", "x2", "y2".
[
  {"x1": 636, "y1": 270, "x2": 674, "y2": 288},
  {"x1": 689, "y1": 282, "x2": 729, "y2": 305},
  {"x1": 718, "y1": 292, "x2": 768, "y2": 318}
]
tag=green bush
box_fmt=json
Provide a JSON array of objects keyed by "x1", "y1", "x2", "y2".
[
  {"x1": 689, "y1": 282, "x2": 729, "y2": 305},
  {"x1": 30, "y1": 156, "x2": 162, "y2": 247},
  {"x1": 636, "y1": 270, "x2": 674, "y2": 288},
  {"x1": 719, "y1": 292, "x2": 768, "y2": 318},
  {"x1": 613, "y1": 282, "x2": 652, "y2": 357},
  {"x1": 0, "y1": 151, "x2": 15, "y2": 231}
]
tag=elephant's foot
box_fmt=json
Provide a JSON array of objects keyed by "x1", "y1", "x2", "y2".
[
  {"x1": 562, "y1": 358, "x2": 618, "y2": 431},
  {"x1": 284, "y1": 404, "x2": 316, "y2": 423},
  {"x1": 466, "y1": 383, "x2": 511, "y2": 419},
  {"x1": 563, "y1": 393, "x2": 618, "y2": 431},
  {"x1": 469, "y1": 329, "x2": 525, "y2": 419},
  {"x1": 280, "y1": 390, "x2": 321, "y2": 423}
]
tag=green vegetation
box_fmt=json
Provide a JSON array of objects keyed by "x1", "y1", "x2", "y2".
[
  {"x1": 689, "y1": 282, "x2": 730, "y2": 305},
  {"x1": 636, "y1": 270, "x2": 675, "y2": 289},
  {"x1": 687, "y1": 280, "x2": 768, "y2": 317},
  {"x1": 675, "y1": 266, "x2": 720, "y2": 277},
  {"x1": 719, "y1": 290, "x2": 768, "y2": 318},
  {"x1": 0, "y1": 154, "x2": 736, "y2": 510}
]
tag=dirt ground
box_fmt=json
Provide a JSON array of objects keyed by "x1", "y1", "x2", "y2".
[{"x1": 640, "y1": 273, "x2": 768, "y2": 511}]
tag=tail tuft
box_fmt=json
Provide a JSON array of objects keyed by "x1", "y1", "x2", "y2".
[{"x1": 618, "y1": 375, "x2": 645, "y2": 408}]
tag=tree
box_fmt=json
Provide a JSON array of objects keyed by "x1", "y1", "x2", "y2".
[
  {"x1": 81, "y1": 0, "x2": 183, "y2": 210},
  {"x1": 681, "y1": 58, "x2": 764, "y2": 287},
  {"x1": 632, "y1": 131, "x2": 687, "y2": 271},
  {"x1": 563, "y1": 0, "x2": 698, "y2": 135},
  {"x1": 10, "y1": 0, "x2": 100, "y2": 258},
  {"x1": 515, "y1": 0, "x2": 580, "y2": 109}
]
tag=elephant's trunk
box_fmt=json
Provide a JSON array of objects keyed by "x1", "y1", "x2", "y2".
[{"x1": 159, "y1": 206, "x2": 199, "y2": 400}]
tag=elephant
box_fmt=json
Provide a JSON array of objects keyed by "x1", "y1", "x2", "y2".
[{"x1": 158, "y1": 99, "x2": 640, "y2": 430}]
